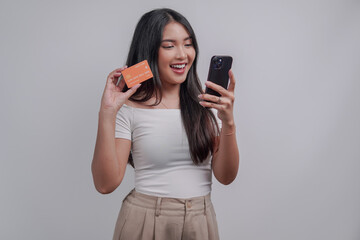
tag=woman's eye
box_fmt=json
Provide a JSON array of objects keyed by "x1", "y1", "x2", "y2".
[
  {"x1": 185, "y1": 43, "x2": 193, "y2": 47},
  {"x1": 162, "y1": 45, "x2": 174, "y2": 49}
]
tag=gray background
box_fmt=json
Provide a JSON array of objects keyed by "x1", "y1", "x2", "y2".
[{"x1": 1, "y1": 0, "x2": 359, "y2": 239}]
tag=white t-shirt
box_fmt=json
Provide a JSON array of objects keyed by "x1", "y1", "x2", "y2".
[{"x1": 115, "y1": 104, "x2": 216, "y2": 198}]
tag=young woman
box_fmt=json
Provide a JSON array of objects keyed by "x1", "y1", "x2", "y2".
[{"x1": 92, "y1": 8, "x2": 239, "y2": 240}]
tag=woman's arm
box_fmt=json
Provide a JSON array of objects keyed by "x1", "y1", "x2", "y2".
[
  {"x1": 91, "y1": 67, "x2": 140, "y2": 194},
  {"x1": 91, "y1": 109, "x2": 131, "y2": 194},
  {"x1": 211, "y1": 123, "x2": 239, "y2": 185},
  {"x1": 198, "y1": 70, "x2": 240, "y2": 185}
]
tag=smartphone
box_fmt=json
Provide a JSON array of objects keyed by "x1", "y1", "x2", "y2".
[{"x1": 205, "y1": 55, "x2": 233, "y2": 97}]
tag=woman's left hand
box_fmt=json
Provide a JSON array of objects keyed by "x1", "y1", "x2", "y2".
[{"x1": 198, "y1": 69, "x2": 236, "y2": 126}]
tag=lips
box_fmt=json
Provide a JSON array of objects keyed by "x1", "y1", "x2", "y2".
[{"x1": 170, "y1": 63, "x2": 187, "y2": 74}]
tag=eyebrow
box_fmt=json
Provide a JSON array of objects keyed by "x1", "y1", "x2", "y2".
[{"x1": 161, "y1": 37, "x2": 192, "y2": 43}]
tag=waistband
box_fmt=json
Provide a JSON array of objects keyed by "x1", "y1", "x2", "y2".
[{"x1": 123, "y1": 189, "x2": 212, "y2": 216}]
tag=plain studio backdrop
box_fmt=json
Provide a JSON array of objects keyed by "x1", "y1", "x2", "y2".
[{"x1": 1, "y1": 0, "x2": 359, "y2": 239}]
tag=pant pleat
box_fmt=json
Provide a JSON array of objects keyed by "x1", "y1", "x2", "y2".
[{"x1": 113, "y1": 189, "x2": 219, "y2": 240}]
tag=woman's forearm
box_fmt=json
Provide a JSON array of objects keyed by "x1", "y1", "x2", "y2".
[
  {"x1": 91, "y1": 110, "x2": 123, "y2": 194},
  {"x1": 212, "y1": 123, "x2": 239, "y2": 185}
]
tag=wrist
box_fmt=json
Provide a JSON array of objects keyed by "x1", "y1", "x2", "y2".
[
  {"x1": 222, "y1": 120, "x2": 235, "y2": 129},
  {"x1": 99, "y1": 106, "x2": 118, "y2": 118},
  {"x1": 221, "y1": 122, "x2": 236, "y2": 136}
]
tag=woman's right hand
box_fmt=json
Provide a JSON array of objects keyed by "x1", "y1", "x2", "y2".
[{"x1": 100, "y1": 66, "x2": 141, "y2": 114}]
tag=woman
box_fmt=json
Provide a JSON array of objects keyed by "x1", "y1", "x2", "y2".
[{"x1": 92, "y1": 8, "x2": 239, "y2": 240}]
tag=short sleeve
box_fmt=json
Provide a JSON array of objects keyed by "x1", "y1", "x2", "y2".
[
  {"x1": 115, "y1": 105, "x2": 132, "y2": 140},
  {"x1": 211, "y1": 109, "x2": 222, "y2": 133}
]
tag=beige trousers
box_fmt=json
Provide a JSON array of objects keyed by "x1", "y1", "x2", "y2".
[{"x1": 113, "y1": 189, "x2": 220, "y2": 240}]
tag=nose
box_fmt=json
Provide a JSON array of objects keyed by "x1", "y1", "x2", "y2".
[{"x1": 176, "y1": 46, "x2": 186, "y2": 59}]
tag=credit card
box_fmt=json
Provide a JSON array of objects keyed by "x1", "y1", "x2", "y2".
[{"x1": 117, "y1": 60, "x2": 153, "y2": 88}]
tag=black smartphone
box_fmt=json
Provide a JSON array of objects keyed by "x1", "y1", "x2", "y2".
[{"x1": 205, "y1": 55, "x2": 233, "y2": 97}]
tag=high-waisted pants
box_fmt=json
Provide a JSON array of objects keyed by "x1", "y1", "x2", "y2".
[{"x1": 112, "y1": 189, "x2": 220, "y2": 240}]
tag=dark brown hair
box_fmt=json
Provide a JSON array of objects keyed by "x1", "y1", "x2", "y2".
[{"x1": 123, "y1": 8, "x2": 219, "y2": 166}]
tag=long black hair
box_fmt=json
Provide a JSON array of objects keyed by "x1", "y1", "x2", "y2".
[{"x1": 123, "y1": 8, "x2": 219, "y2": 166}]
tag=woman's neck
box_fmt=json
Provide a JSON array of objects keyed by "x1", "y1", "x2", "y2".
[
  {"x1": 127, "y1": 83, "x2": 181, "y2": 109},
  {"x1": 159, "y1": 84, "x2": 180, "y2": 109}
]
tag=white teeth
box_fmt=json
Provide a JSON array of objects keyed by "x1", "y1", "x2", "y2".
[{"x1": 171, "y1": 64, "x2": 186, "y2": 69}]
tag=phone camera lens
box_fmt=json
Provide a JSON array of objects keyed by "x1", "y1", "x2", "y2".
[{"x1": 213, "y1": 57, "x2": 223, "y2": 69}]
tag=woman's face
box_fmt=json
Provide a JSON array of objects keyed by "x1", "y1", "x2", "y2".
[{"x1": 157, "y1": 21, "x2": 196, "y2": 88}]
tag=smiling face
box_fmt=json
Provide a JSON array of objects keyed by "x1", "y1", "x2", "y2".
[{"x1": 157, "y1": 21, "x2": 196, "y2": 88}]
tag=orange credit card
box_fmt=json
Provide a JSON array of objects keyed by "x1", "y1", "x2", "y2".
[{"x1": 120, "y1": 60, "x2": 153, "y2": 88}]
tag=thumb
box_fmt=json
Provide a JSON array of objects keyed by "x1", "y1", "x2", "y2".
[{"x1": 124, "y1": 84, "x2": 141, "y2": 99}]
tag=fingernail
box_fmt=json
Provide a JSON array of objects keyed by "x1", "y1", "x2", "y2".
[{"x1": 198, "y1": 94, "x2": 203, "y2": 99}]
